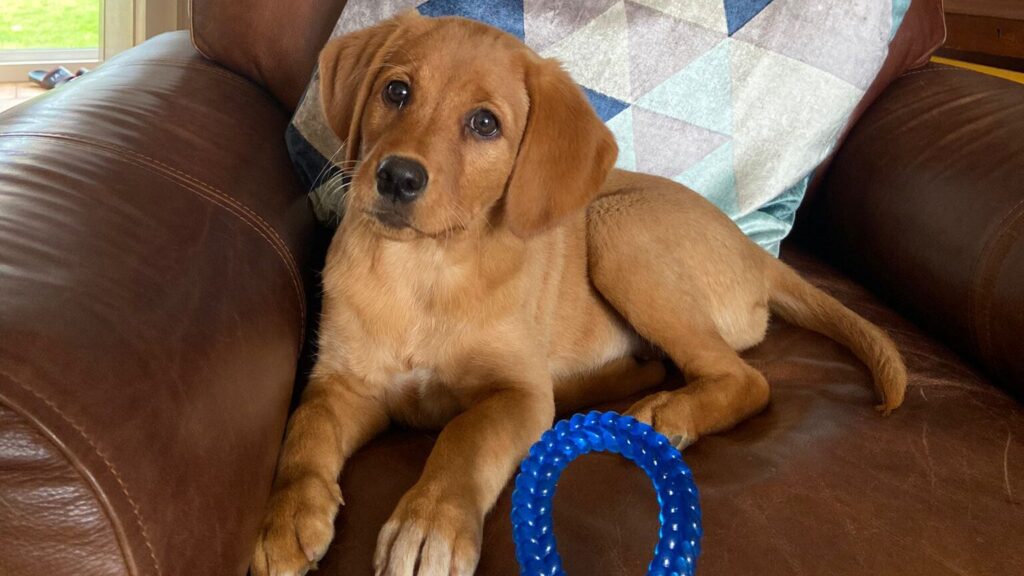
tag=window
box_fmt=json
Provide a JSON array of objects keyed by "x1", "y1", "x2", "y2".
[{"x1": 0, "y1": 0, "x2": 143, "y2": 83}]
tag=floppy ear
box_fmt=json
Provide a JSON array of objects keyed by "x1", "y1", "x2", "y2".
[
  {"x1": 318, "y1": 12, "x2": 419, "y2": 163},
  {"x1": 504, "y1": 57, "x2": 618, "y2": 238}
]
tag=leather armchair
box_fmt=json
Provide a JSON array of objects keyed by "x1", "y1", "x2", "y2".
[
  {"x1": 0, "y1": 34, "x2": 313, "y2": 575},
  {"x1": 1, "y1": 2, "x2": 1022, "y2": 575}
]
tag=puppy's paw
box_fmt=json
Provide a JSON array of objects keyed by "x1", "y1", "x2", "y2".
[
  {"x1": 251, "y1": 475, "x2": 343, "y2": 576},
  {"x1": 626, "y1": 391, "x2": 699, "y2": 450},
  {"x1": 373, "y1": 485, "x2": 482, "y2": 576}
]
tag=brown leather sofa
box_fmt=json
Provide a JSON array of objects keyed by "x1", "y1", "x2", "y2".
[{"x1": 1, "y1": 1, "x2": 1022, "y2": 575}]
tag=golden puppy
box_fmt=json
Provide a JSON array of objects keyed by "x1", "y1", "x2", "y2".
[{"x1": 252, "y1": 12, "x2": 906, "y2": 576}]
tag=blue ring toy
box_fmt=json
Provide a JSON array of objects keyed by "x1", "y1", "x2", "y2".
[{"x1": 511, "y1": 411, "x2": 702, "y2": 576}]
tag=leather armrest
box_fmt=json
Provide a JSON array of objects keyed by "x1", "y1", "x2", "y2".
[
  {"x1": 794, "y1": 64, "x2": 1024, "y2": 398},
  {"x1": 0, "y1": 32, "x2": 313, "y2": 575}
]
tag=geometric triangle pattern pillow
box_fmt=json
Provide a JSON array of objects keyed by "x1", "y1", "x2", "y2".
[{"x1": 287, "y1": 0, "x2": 910, "y2": 255}]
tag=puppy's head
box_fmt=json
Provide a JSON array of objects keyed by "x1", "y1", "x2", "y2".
[{"x1": 319, "y1": 12, "x2": 617, "y2": 240}]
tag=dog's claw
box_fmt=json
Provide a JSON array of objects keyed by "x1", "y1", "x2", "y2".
[
  {"x1": 374, "y1": 485, "x2": 481, "y2": 576},
  {"x1": 251, "y1": 477, "x2": 340, "y2": 576}
]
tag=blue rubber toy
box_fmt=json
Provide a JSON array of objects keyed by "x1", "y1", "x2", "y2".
[{"x1": 511, "y1": 411, "x2": 702, "y2": 576}]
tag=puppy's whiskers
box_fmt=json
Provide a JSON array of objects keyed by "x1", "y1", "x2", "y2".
[
  {"x1": 310, "y1": 141, "x2": 347, "y2": 193},
  {"x1": 321, "y1": 168, "x2": 359, "y2": 220},
  {"x1": 442, "y1": 211, "x2": 454, "y2": 241},
  {"x1": 448, "y1": 202, "x2": 469, "y2": 239}
]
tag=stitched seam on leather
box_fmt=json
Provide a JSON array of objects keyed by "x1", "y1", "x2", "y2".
[
  {"x1": 13, "y1": 133, "x2": 302, "y2": 279},
  {"x1": 105, "y1": 60, "x2": 261, "y2": 90},
  {"x1": 0, "y1": 132, "x2": 307, "y2": 351},
  {"x1": 0, "y1": 131, "x2": 305, "y2": 322},
  {"x1": 0, "y1": 370, "x2": 158, "y2": 576},
  {"x1": 897, "y1": 66, "x2": 967, "y2": 78},
  {"x1": 970, "y1": 196, "x2": 1024, "y2": 381},
  {"x1": 187, "y1": 0, "x2": 216, "y2": 63},
  {"x1": 969, "y1": 196, "x2": 1024, "y2": 357},
  {"x1": 80, "y1": 55, "x2": 261, "y2": 94},
  {"x1": 0, "y1": 390, "x2": 138, "y2": 575}
]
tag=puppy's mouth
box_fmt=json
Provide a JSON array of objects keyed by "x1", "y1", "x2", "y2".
[
  {"x1": 362, "y1": 209, "x2": 466, "y2": 240},
  {"x1": 363, "y1": 208, "x2": 432, "y2": 238},
  {"x1": 366, "y1": 208, "x2": 411, "y2": 230}
]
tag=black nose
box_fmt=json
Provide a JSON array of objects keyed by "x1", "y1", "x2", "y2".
[{"x1": 376, "y1": 156, "x2": 428, "y2": 202}]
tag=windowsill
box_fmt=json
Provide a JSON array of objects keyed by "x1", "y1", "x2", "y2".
[
  {"x1": 0, "y1": 48, "x2": 100, "y2": 65},
  {"x1": 0, "y1": 49, "x2": 101, "y2": 86},
  {"x1": 0, "y1": 60, "x2": 100, "y2": 83},
  {"x1": 0, "y1": 59, "x2": 100, "y2": 83}
]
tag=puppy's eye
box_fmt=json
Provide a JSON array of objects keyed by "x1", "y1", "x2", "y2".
[
  {"x1": 468, "y1": 109, "x2": 500, "y2": 138},
  {"x1": 384, "y1": 80, "x2": 410, "y2": 107}
]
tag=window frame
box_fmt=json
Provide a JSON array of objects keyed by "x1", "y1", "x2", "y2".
[{"x1": 0, "y1": 1, "x2": 182, "y2": 83}]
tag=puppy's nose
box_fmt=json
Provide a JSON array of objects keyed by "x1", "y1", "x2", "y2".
[{"x1": 376, "y1": 156, "x2": 428, "y2": 203}]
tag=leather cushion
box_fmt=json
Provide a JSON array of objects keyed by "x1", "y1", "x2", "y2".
[
  {"x1": 802, "y1": 65, "x2": 1024, "y2": 397},
  {"x1": 311, "y1": 247, "x2": 1024, "y2": 575}
]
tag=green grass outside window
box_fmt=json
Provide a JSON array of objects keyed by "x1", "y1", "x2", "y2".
[{"x1": 1, "y1": 0, "x2": 100, "y2": 51}]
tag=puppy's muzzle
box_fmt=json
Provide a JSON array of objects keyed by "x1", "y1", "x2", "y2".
[{"x1": 376, "y1": 156, "x2": 428, "y2": 203}]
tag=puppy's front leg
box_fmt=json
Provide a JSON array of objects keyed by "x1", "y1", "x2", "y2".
[
  {"x1": 252, "y1": 371, "x2": 388, "y2": 576},
  {"x1": 375, "y1": 383, "x2": 554, "y2": 576}
]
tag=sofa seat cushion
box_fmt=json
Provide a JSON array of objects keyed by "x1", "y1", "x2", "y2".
[{"x1": 311, "y1": 246, "x2": 1024, "y2": 576}]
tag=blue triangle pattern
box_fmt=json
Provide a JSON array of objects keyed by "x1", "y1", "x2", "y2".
[
  {"x1": 634, "y1": 39, "x2": 732, "y2": 136},
  {"x1": 581, "y1": 86, "x2": 630, "y2": 122},
  {"x1": 673, "y1": 140, "x2": 737, "y2": 215},
  {"x1": 724, "y1": 0, "x2": 774, "y2": 36},
  {"x1": 417, "y1": 0, "x2": 525, "y2": 40},
  {"x1": 891, "y1": 0, "x2": 911, "y2": 40}
]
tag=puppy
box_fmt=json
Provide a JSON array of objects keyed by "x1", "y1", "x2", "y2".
[{"x1": 252, "y1": 12, "x2": 906, "y2": 576}]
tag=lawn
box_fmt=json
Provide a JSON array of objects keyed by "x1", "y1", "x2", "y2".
[{"x1": 0, "y1": 0, "x2": 100, "y2": 50}]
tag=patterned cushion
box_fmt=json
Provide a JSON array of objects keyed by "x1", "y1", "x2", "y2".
[{"x1": 287, "y1": 0, "x2": 910, "y2": 254}]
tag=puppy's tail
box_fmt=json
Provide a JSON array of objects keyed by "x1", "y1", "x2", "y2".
[{"x1": 766, "y1": 259, "x2": 907, "y2": 414}]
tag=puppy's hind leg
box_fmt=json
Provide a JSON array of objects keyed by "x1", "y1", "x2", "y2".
[
  {"x1": 587, "y1": 196, "x2": 769, "y2": 448},
  {"x1": 592, "y1": 281, "x2": 770, "y2": 448},
  {"x1": 622, "y1": 336, "x2": 769, "y2": 449}
]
